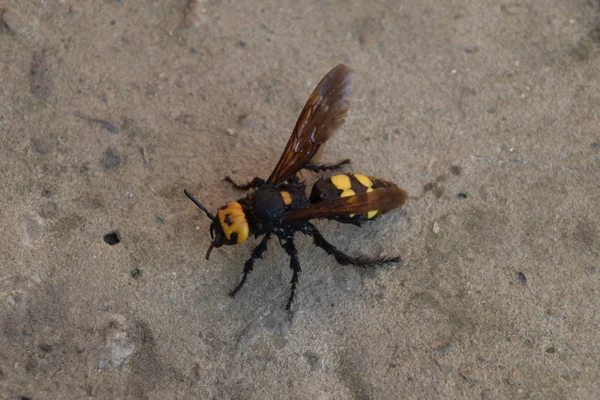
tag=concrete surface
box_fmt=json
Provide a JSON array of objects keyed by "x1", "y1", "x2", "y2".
[{"x1": 1, "y1": 1, "x2": 599, "y2": 399}]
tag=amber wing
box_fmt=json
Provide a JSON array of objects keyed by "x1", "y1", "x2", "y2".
[
  {"x1": 267, "y1": 64, "x2": 354, "y2": 184},
  {"x1": 284, "y1": 186, "x2": 408, "y2": 222}
]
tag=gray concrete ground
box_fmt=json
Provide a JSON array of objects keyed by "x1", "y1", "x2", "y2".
[{"x1": 1, "y1": 1, "x2": 599, "y2": 399}]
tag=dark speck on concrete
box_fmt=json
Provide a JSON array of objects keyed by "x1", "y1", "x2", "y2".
[
  {"x1": 454, "y1": 42, "x2": 479, "y2": 53},
  {"x1": 104, "y1": 231, "x2": 120, "y2": 245},
  {"x1": 130, "y1": 267, "x2": 142, "y2": 279},
  {"x1": 303, "y1": 351, "x2": 323, "y2": 371},
  {"x1": 422, "y1": 181, "x2": 446, "y2": 198},
  {"x1": 517, "y1": 272, "x2": 527, "y2": 284},
  {"x1": 32, "y1": 137, "x2": 53, "y2": 155},
  {"x1": 30, "y1": 51, "x2": 53, "y2": 99},
  {"x1": 449, "y1": 165, "x2": 463, "y2": 175},
  {"x1": 102, "y1": 147, "x2": 122, "y2": 170},
  {"x1": 39, "y1": 343, "x2": 53, "y2": 353},
  {"x1": 74, "y1": 112, "x2": 120, "y2": 134},
  {"x1": 139, "y1": 147, "x2": 149, "y2": 168}
]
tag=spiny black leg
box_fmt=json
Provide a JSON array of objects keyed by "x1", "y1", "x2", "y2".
[
  {"x1": 304, "y1": 159, "x2": 351, "y2": 173},
  {"x1": 308, "y1": 223, "x2": 401, "y2": 266},
  {"x1": 223, "y1": 176, "x2": 264, "y2": 190},
  {"x1": 230, "y1": 233, "x2": 271, "y2": 297},
  {"x1": 281, "y1": 237, "x2": 301, "y2": 311}
]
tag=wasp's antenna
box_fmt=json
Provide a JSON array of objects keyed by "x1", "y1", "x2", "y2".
[
  {"x1": 205, "y1": 241, "x2": 215, "y2": 260},
  {"x1": 184, "y1": 189, "x2": 216, "y2": 221}
]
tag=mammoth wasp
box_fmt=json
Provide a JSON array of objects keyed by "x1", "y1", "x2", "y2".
[{"x1": 184, "y1": 64, "x2": 408, "y2": 310}]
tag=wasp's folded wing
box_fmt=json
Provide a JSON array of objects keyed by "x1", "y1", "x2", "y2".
[
  {"x1": 267, "y1": 64, "x2": 354, "y2": 183},
  {"x1": 284, "y1": 186, "x2": 408, "y2": 222}
]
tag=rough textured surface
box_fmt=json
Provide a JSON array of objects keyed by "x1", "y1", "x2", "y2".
[{"x1": 1, "y1": 1, "x2": 599, "y2": 399}]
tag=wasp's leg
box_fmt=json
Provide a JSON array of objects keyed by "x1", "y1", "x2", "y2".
[
  {"x1": 303, "y1": 159, "x2": 351, "y2": 173},
  {"x1": 308, "y1": 223, "x2": 401, "y2": 266},
  {"x1": 281, "y1": 237, "x2": 301, "y2": 311},
  {"x1": 230, "y1": 233, "x2": 271, "y2": 297},
  {"x1": 223, "y1": 176, "x2": 265, "y2": 190}
]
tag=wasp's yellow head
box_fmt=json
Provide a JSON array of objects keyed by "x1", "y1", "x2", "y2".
[
  {"x1": 184, "y1": 190, "x2": 250, "y2": 260},
  {"x1": 211, "y1": 201, "x2": 250, "y2": 247}
]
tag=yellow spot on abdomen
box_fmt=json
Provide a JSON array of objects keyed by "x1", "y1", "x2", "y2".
[
  {"x1": 366, "y1": 187, "x2": 378, "y2": 218},
  {"x1": 354, "y1": 174, "x2": 373, "y2": 188},
  {"x1": 217, "y1": 202, "x2": 249, "y2": 244},
  {"x1": 337, "y1": 182, "x2": 378, "y2": 219},
  {"x1": 280, "y1": 191, "x2": 292, "y2": 206},
  {"x1": 341, "y1": 189, "x2": 356, "y2": 217},
  {"x1": 331, "y1": 174, "x2": 352, "y2": 190}
]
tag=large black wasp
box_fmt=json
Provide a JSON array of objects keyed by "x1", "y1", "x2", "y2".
[{"x1": 185, "y1": 64, "x2": 407, "y2": 310}]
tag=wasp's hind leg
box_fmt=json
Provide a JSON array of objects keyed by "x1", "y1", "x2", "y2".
[
  {"x1": 223, "y1": 176, "x2": 265, "y2": 190},
  {"x1": 304, "y1": 159, "x2": 351, "y2": 173},
  {"x1": 281, "y1": 236, "x2": 302, "y2": 311},
  {"x1": 230, "y1": 233, "x2": 271, "y2": 297},
  {"x1": 308, "y1": 223, "x2": 401, "y2": 266}
]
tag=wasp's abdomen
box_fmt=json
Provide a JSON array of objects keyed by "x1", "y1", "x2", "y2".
[{"x1": 310, "y1": 173, "x2": 393, "y2": 221}]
